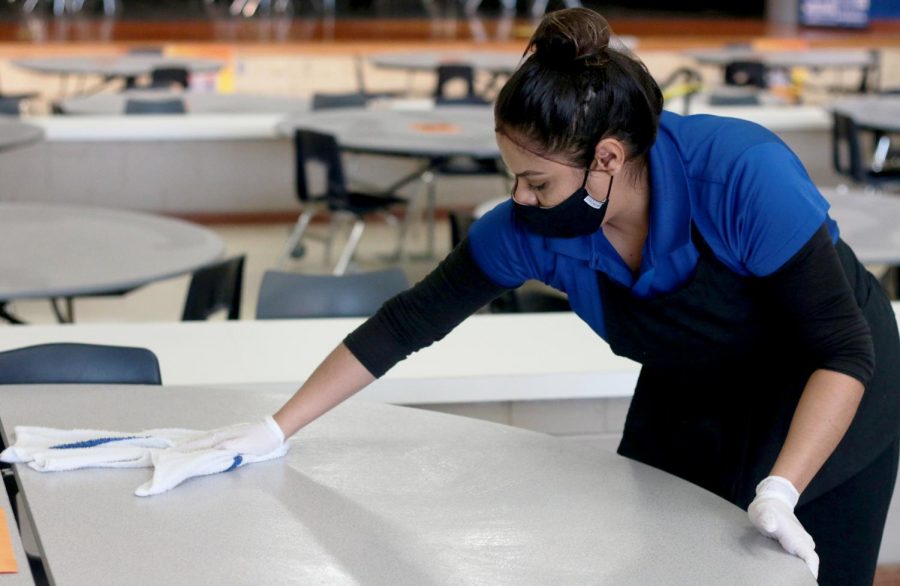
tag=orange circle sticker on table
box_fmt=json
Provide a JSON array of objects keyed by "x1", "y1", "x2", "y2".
[{"x1": 409, "y1": 122, "x2": 461, "y2": 134}]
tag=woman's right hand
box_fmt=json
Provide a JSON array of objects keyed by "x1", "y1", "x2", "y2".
[{"x1": 177, "y1": 416, "x2": 286, "y2": 457}]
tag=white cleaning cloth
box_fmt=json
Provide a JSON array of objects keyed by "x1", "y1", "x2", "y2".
[{"x1": 0, "y1": 426, "x2": 288, "y2": 497}]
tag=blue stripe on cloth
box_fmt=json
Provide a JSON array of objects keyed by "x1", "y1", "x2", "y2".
[
  {"x1": 50, "y1": 436, "x2": 146, "y2": 449},
  {"x1": 224, "y1": 455, "x2": 243, "y2": 472}
]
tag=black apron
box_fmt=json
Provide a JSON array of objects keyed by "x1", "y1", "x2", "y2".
[{"x1": 600, "y1": 226, "x2": 900, "y2": 509}]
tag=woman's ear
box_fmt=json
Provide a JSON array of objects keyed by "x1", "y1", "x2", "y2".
[{"x1": 592, "y1": 138, "x2": 627, "y2": 175}]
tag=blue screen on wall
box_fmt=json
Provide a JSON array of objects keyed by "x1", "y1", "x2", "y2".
[{"x1": 800, "y1": 0, "x2": 870, "y2": 27}]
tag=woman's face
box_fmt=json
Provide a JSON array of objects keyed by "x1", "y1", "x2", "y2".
[{"x1": 496, "y1": 132, "x2": 587, "y2": 209}]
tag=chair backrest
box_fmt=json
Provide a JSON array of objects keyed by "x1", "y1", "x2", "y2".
[
  {"x1": 256, "y1": 268, "x2": 410, "y2": 319},
  {"x1": 724, "y1": 61, "x2": 767, "y2": 88},
  {"x1": 434, "y1": 64, "x2": 487, "y2": 105},
  {"x1": 293, "y1": 129, "x2": 348, "y2": 204},
  {"x1": 182, "y1": 255, "x2": 246, "y2": 321},
  {"x1": 0, "y1": 97, "x2": 22, "y2": 116},
  {"x1": 149, "y1": 67, "x2": 190, "y2": 89},
  {"x1": 0, "y1": 343, "x2": 162, "y2": 385},
  {"x1": 448, "y1": 210, "x2": 476, "y2": 249},
  {"x1": 124, "y1": 98, "x2": 186, "y2": 115},
  {"x1": 311, "y1": 92, "x2": 368, "y2": 110},
  {"x1": 831, "y1": 111, "x2": 866, "y2": 183}
]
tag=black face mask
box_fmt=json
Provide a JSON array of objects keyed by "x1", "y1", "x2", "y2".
[{"x1": 512, "y1": 170, "x2": 613, "y2": 238}]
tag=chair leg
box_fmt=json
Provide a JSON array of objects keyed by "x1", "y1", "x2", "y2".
[
  {"x1": 278, "y1": 208, "x2": 315, "y2": 268},
  {"x1": 873, "y1": 135, "x2": 891, "y2": 173},
  {"x1": 333, "y1": 219, "x2": 365, "y2": 276},
  {"x1": 323, "y1": 213, "x2": 346, "y2": 268},
  {"x1": 425, "y1": 175, "x2": 438, "y2": 258}
]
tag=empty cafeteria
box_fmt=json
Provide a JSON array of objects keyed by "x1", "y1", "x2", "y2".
[{"x1": 0, "y1": 0, "x2": 899, "y2": 583}]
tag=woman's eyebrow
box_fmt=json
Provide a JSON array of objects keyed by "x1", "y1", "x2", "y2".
[{"x1": 515, "y1": 170, "x2": 546, "y2": 179}]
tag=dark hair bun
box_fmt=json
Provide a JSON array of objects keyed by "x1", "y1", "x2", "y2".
[{"x1": 528, "y1": 8, "x2": 611, "y2": 67}]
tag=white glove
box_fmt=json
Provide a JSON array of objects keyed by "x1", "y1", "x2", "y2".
[
  {"x1": 748, "y1": 476, "x2": 819, "y2": 579},
  {"x1": 176, "y1": 416, "x2": 286, "y2": 457}
]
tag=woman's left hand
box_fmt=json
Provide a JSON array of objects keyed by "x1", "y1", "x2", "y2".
[{"x1": 748, "y1": 475, "x2": 819, "y2": 579}]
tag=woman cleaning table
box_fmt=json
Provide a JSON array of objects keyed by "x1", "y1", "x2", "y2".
[{"x1": 186, "y1": 9, "x2": 900, "y2": 585}]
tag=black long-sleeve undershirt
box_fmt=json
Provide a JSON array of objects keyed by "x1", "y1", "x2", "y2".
[{"x1": 344, "y1": 225, "x2": 876, "y2": 386}]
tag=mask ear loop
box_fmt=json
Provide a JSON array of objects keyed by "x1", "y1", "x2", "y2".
[{"x1": 583, "y1": 170, "x2": 613, "y2": 205}]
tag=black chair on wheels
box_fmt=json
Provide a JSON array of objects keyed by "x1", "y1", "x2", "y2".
[
  {"x1": 278, "y1": 129, "x2": 408, "y2": 275},
  {"x1": 256, "y1": 268, "x2": 410, "y2": 319},
  {"x1": 182, "y1": 256, "x2": 246, "y2": 321},
  {"x1": 831, "y1": 111, "x2": 900, "y2": 189}
]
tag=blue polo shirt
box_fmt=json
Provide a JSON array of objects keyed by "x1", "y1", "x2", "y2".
[{"x1": 467, "y1": 111, "x2": 838, "y2": 340}]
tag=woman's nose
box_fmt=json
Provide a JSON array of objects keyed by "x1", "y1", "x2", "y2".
[{"x1": 511, "y1": 181, "x2": 538, "y2": 206}]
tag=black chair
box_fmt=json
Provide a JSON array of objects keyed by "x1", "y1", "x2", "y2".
[
  {"x1": 182, "y1": 256, "x2": 245, "y2": 321},
  {"x1": 0, "y1": 97, "x2": 24, "y2": 116},
  {"x1": 0, "y1": 71, "x2": 38, "y2": 115},
  {"x1": 148, "y1": 67, "x2": 190, "y2": 90},
  {"x1": 311, "y1": 92, "x2": 368, "y2": 111},
  {"x1": 723, "y1": 61, "x2": 768, "y2": 89},
  {"x1": 124, "y1": 98, "x2": 186, "y2": 115},
  {"x1": 256, "y1": 268, "x2": 410, "y2": 319},
  {"x1": 278, "y1": 129, "x2": 408, "y2": 275},
  {"x1": 0, "y1": 343, "x2": 162, "y2": 386},
  {"x1": 418, "y1": 65, "x2": 504, "y2": 257},
  {"x1": 0, "y1": 341, "x2": 160, "y2": 572},
  {"x1": 832, "y1": 111, "x2": 900, "y2": 189},
  {"x1": 434, "y1": 64, "x2": 489, "y2": 106}
]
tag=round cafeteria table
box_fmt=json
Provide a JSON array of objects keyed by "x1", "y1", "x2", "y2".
[
  {"x1": 56, "y1": 90, "x2": 310, "y2": 116},
  {"x1": 685, "y1": 48, "x2": 876, "y2": 71},
  {"x1": 475, "y1": 188, "x2": 900, "y2": 267},
  {"x1": 279, "y1": 105, "x2": 499, "y2": 257},
  {"x1": 279, "y1": 105, "x2": 497, "y2": 159},
  {"x1": 0, "y1": 203, "x2": 225, "y2": 303},
  {"x1": 830, "y1": 96, "x2": 900, "y2": 133},
  {"x1": 13, "y1": 56, "x2": 225, "y2": 96},
  {"x1": 370, "y1": 38, "x2": 639, "y2": 76},
  {"x1": 13, "y1": 56, "x2": 224, "y2": 79},
  {"x1": 0, "y1": 120, "x2": 43, "y2": 153},
  {"x1": 821, "y1": 187, "x2": 900, "y2": 265},
  {"x1": 0, "y1": 384, "x2": 815, "y2": 585}
]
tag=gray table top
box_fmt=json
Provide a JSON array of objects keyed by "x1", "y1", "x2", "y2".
[
  {"x1": 57, "y1": 90, "x2": 310, "y2": 116},
  {"x1": 824, "y1": 188, "x2": 900, "y2": 264},
  {"x1": 0, "y1": 478, "x2": 33, "y2": 585},
  {"x1": 370, "y1": 39, "x2": 638, "y2": 74},
  {"x1": 279, "y1": 105, "x2": 498, "y2": 158},
  {"x1": 0, "y1": 121, "x2": 43, "y2": 153},
  {"x1": 829, "y1": 96, "x2": 900, "y2": 133},
  {"x1": 474, "y1": 187, "x2": 900, "y2": 265},
  {"x1": 13, "y1": 56, "x2": 224, "y2": 78},
  {"x1": 686, "y1": 48, "x2": 875, "y2": 69},
  {"x1": 0, "y1": 203, "x2": 225, "y2": 300},
  {"x1": 371, "y1": 51, "x2": 523, "y2": 74},
  {"x1": 0, "y1": 384, "x2": 813, "y2": 585}
]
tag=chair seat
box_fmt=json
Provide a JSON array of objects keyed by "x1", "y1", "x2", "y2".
[
  {"x1": 867, "y1": 168, "x2": 900, "y2": 186},
  {"x1": 331, "y1": 191, "x2": 406, "y2": 214},
  {"x1": 435, "y1": 156, "x2": 502, "y2": 176}
]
